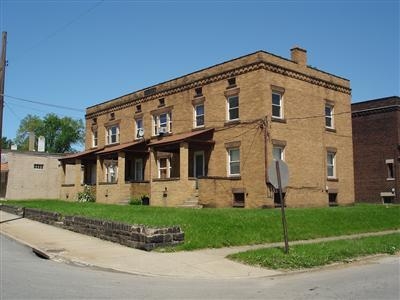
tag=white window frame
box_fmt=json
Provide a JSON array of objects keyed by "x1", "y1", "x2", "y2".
[
  {"x1": 272, "y1": 91, "x2": 283, "y2": 119},
  {"x1": 135, "y1": 118, "x2": 144, "y2": 139},
  {"x1": 327, "y1": 151, "x2": 336, "y2": 179},
  {"x1": 105, "y1": 163, "x2": 118, "y2": 183},
  {"x1": 325, "y1": 103, "x2": 334, "y2": 129},
  {"x1": 106, "y1": 125, "x2": 119, "y2": 145},
  {"x1": 386, "y1": 159, "x2": 395, "y2": 180},
  {"x1": 134, "y1": 158, "x2": 144, "y2": 181},
  {"x1": 153, "y1": 112, "x2": 172, "y2": 136},
  {"x1": 158, "y1": 157, "x2": 171, "y2": 179},
  {"x1": 228, "y1": 148, "x2": 240, "y2": 176},
  {"x1": 92, "y1": 129, "x2": 98, "y2": 147},
  {"x1": 273, "y1": 145, "x2": 285, "y2": 161},
  {"x1": 227, "y1": 95, "x2": 239, "y2": 121},
  {"x1": 194, "y1": 104, "x2": 205, "y2": 128}
]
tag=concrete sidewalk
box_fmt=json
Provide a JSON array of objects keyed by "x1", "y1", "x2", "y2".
[{"x1": 1, "y1": 210, "x2": 398, "y2": 279}]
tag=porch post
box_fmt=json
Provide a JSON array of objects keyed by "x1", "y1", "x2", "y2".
[
  {"x1": 96, "y1": 156, "x2": 102, "y2": 184},
  {"x1": 74, "y1": 159, "x2": 82, "y2": 189},
  {"x1": 118, "y1": 151, "x2": 125, "y2": 183},
  {"x1": 150, "y1": 148, "x2": 157, "y2": 180},
  {"x1": 180, "y1": 142, "x2": 189, "y2": 180}
]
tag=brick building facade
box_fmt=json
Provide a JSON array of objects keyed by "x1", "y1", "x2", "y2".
[
  {"x1": 352, "y1": 96, "x2": 400, "y2": 204},
  {"x1": 60, "y1": 47, "x2": 355, "y2": 208}
]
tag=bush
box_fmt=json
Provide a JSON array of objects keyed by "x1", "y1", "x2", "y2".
[
  {"x1": 77, "y1": 185, "x2": 96, "y2": 202},
  {"x1": 129, "y1": 197, "x2": 142, "y2": 205}
]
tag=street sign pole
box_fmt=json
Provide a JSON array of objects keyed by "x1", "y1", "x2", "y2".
[{"x1": 276, "y1": 160, "x2": 289, "y2": 254}]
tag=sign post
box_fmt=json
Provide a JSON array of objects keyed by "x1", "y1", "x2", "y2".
[{"x1": 268, "y1": 160, "x2": 290, "y2": 254}]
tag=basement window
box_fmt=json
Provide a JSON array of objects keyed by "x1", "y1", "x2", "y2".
[
  {"x1": 232, "y1": 192, "x2": 245, "y2": 208},
  {"x1": 33, "y1": 164, "x2": 44, "y2": 170},
  {"x1": 328, "y1": 193, "x2": 338, "y2": 206}
]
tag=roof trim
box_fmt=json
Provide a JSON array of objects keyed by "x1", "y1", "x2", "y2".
[
  {"x1": 59, "y1": 148, "x2": 102, "y2": 161},
  {"x1": 96, "y1": 140, "x2": 147, "y2": 155}
]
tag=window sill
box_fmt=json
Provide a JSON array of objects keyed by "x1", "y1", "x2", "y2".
[
  {"x1": 199, "y1": 176, "x2": 241, "y2": 181},
  {"x1": 192, "y1": 126, "x2": 205, "y2": 131},
  {"x1": 327, "y1": 177, "x2": 339, "y2": 182},
  {"x1": 105, "y1": 142, "x2": 120, "y2": 147},
  {"x1": 127, "y1": 180, "x2": 150, "y2": 184},
  {"x1": 386, "y1": 178, "x2": 395, "y2": 181},
  {"x1": 326, "y1": 127, "x2": 336, "y2": 133},
  {"x1": 61, "y1": 184, "x2": 75, "y2": 187},
  {"x1": 98, "y1": 182, "x2": 118, "y2": 185},
  {"x1": 272, "y1": 117, "x2": 287, "y2": 124},
  {"x1": 224, "y1": 120, "x2": 240, "y2": 126},
  {"x1": 153, "y1": 177, "x2": 180, "y2": 182}
]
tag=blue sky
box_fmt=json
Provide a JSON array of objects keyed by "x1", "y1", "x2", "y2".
[{"x1": 0, "y1": 0, "x2": 399, "y2": 143}]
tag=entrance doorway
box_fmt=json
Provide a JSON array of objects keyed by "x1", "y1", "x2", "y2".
[{"x1": 193, "y1": 151, "x2": 205, "y2": 178}]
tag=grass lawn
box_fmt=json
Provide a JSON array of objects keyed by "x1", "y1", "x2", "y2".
[
  {"x1": 1, "y1": 200, "x2": 399, "y2": 251},
  {"x1": 228, "y1": 233, "x2": 400, "y2": 270}
]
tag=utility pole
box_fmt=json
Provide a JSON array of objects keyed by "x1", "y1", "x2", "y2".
[{"x1": 0, "y1": 31, "x2": 7, "y2": 158}]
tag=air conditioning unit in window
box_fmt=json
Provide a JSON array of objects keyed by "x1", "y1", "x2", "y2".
[
  {"x1": 136, "y1": 128, "x2": 144, "y2": 139},
  {"x1": 158, "y1": 127, "x2": 168, "y2": 135}
]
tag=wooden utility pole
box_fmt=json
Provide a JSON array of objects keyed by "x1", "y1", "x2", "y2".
[
  {"x1": 0, "y1": 31, "x2": 7, "y2": 156},
  {"x1": 0, "y1": 31, "x2": 7, "y2": 157}
]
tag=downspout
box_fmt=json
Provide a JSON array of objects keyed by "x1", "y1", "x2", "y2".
[{"x1": 263, "y1": 116, "x2": 269, "y2": 185}]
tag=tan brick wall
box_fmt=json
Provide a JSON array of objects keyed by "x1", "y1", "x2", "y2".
[{"x1": 80, "y1": 49, "x2": 354, "y2": 208}]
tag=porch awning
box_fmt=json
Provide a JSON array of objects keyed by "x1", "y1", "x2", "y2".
[
  {"x1": 148, "y1": 128, "x2": 214, "y2": 148},
  {"x1": 96, "y1": 140, "x2": 147, "y2": 155},
  {"x1": 59, "y1": 148, "x2": 102, "y2": 163}
]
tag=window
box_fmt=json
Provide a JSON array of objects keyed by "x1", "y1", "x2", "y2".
[
  {"x1": 227, "y1": 95, "x2": 239, "y2": 121},
  {"x1": 274, "y1": 192, "x2": 286, "y2": 207},
  {"x1": 273, "y1": 145, "x2": 285, "y2": 161},
  {"x1": 233, "y1": 192, "x2": 245, "y2": 208},
  {"x1": 228, "y1": 148, "x2": 240, "y2": 176},
  {"x1": 329, "y1": 193, "x2": 338, "y2": 206},
  {"x1": 386, "y1": 159, "x2": 395, "y2": 180},
  {"x1": 195, "y1": 87, "x2": 203, "y2": 97},
  {"x1": 92, "y1": 129, "x2": 98, "y2": 147},
  {"x1": 327, "y1": 151, "x2": 336, "y2": 178},
  {"x1": 158, "y1": 98, "x2": 165, "y2": 107},
  {"x1": 105, "y1": 163, "x2": 117, "y2": 183},
  {"x1": 194, "y1": 104, "x2": 205, "y2": 127},
  {"x1": 106, "y1": 125, "x2": 119, "y2": 144},
  {"x1": 136, "y1": 105, "x2": 142, "y2": 112},
  {"x1": 325, "y1": 104, "x2": 334, "y2": 129},
  {"x1": 272, "y1": 92, "x2": 283, "y2": 119},
  {"x1": 153, "y1": 112, "x2": 172, "y2": 135},
  {"x1": 109, "y1": 112, "x2": 115, "y2": 120},
  {"x1": 227, "y1": 77, "x2": 236, "y2": 87},
  {"x1": 135, "y1": 118, "x2": 144, "y2": 139},
  {"x1": 134, "y1": 158, "x2": 144, "y2": 181},
  {"x1": 158, "y1": 157, "x2": 171, "y2": 179},
  {"x1": 33, "y1": 164, "x2": 44, "y2": 170}
]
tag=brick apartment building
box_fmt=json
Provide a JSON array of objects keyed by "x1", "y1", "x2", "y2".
[
  {"x1": 59, "y1": 47, "x2": 355, "y2": 208},
  {"x1": 352, "y1": 96, "x2": 400, "y2": 204}
]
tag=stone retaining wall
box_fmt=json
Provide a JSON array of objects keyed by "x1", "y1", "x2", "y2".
[{"x1": 0, "y1": 204, "x2": 184, "y2": 251}]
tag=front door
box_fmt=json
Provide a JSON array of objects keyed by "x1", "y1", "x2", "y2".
[{"x1": 194, "y1": 151, "x2": 205, "y2": 178}]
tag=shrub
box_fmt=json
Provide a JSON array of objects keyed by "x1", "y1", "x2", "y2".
[{"x1": 77, "y1": 185, "x2": 96, "y2": 202}]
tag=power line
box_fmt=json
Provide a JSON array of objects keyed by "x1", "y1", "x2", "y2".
[{"x1": 3, "y1": 94, "x2": 85, "y2": 112}]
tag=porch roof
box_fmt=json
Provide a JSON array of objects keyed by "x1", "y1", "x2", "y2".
[
  {"x1": 96, "y1": 140, "x2": 147, "y2": 155},
  {"x1": 148, "y1": 128, "x2": 214, "y2": 148},
  {"x1": 59, "y1": 148, "x2": 102, "y2": 163}
]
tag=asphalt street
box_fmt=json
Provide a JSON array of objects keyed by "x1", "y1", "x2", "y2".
[{"x1": 1, "y1": 234, "x2": 399, "y2": 300}]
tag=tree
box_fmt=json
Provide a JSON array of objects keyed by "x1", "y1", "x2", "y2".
[
  {"x1": 15, "y1": 114, "x2": 84, "y2": 153},
  {"x1": 1, "y1": 137, "x2": 12, "y2": 149}
]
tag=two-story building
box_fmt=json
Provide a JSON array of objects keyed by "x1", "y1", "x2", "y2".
[
  {"x1": 60, "y1": 47, "x2": 355, "y2": 208},
  {"x1": 352, "y1": 96, "x2": 399, "y2": 204}
]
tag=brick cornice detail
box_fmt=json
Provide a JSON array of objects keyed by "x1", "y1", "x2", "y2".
[{"x1": 86, "y1": 61, "x2": 351, "y2": 119}]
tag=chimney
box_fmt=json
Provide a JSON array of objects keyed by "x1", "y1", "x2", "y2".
[{"x1": 291, "y1": 46, "x2": 307, "y2": 67}]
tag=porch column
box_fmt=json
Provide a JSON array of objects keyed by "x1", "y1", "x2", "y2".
[
  {"x1": 179, "y1": 142, "x2": 189, "y2": 180},
  {"x1": 118, "y1": 151, "x2": 125, "y2": 183},
  {"x1": 74, "y1": 159, "x2": 82, "y2": 188},
  {"x1": 96, "y1": 156, "x2": 103, "y2": 184},
  {"x1": 150, "y1": 149, "x2": 157, "y2": 180}
]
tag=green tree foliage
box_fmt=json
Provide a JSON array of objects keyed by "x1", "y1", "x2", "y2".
[
  {"x1": 1, "y1": 137, "x2": 12, "y2": 149},
  {"x1": 15, "y1": 114, "x2": 84, "y2": 153}
]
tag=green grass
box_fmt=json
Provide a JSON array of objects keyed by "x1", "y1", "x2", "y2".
[
  {"x1": 1, "y1": 200, "x2": 399, "y2": 251},
  {"x1": 228, "y1": 233, "x2": 400, "y2": 270}
]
